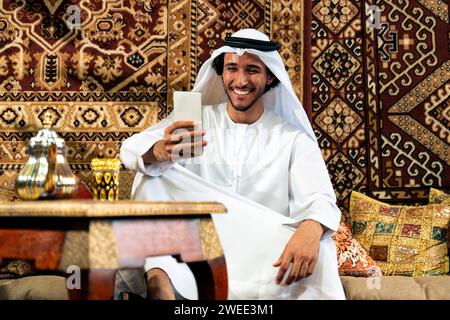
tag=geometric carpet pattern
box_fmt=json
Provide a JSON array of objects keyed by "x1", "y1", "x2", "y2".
[
  {"x1": 0, "y1": 0, "x2": 307, "y2": 198},
  {"x1": 311, "y1": 0, "x2": 449, "y2": 218},
  {"x1": 0, "y1": 0, "x2": 447, "y2": 213}
]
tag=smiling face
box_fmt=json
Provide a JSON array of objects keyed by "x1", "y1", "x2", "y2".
[{"x1": 221, "y1": 52, "x2": 273, "y2": 113}]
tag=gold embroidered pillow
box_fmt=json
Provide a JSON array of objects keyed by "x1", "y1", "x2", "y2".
[
  {"x1": 429, "y1": 188, "x2": 450, "y2": 204},
  {"x1": 349, "y1": 191, "x2": 450, "y2": 276},
  {"x1": 332, "y1": 221, "x2": 382, "y2": 277}
]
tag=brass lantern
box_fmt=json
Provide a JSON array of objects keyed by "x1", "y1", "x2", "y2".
[{"x1": 15, "y1": 112, "x2": 78, "y2": 200}]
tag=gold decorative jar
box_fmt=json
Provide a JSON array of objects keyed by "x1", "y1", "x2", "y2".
[
  {"x1": 15, "y1": 112, "x2": 78, "y2": 200},
  {"x1": 91, "y1": 158, "x2": 121, "y2": 201}
]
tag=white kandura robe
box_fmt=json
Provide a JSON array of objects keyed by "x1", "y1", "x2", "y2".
[{"x1": 120, "y1": 103, "x2": 345, "y2": 300}]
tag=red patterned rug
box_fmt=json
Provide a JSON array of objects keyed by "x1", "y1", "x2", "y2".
[
  {"x1": 311, "y1": 0, "x2": 449, "y2": 217},
  {"x1": 0, "y1": 0, "x2": 308, "y2": 198},
  {"x1": 0, "y1": 0, "x2": 448, "y2": 213}
]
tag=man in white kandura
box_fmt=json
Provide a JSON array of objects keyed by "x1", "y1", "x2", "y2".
[{"x1": 119, "y1": 28, "x2": 345, "y2": 300}]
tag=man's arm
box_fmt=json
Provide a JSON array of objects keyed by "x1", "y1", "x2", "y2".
[
  {"x1": 120, "y1": 117, "x2": 207, "y2": 176},
  {"x1": 120, "y1": 114, "x2": 172, "y2": 174},
  {"x1": 272, "y1": 132, "x2": 341, "y2": 285}
]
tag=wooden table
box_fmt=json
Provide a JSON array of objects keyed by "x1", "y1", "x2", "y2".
[{"x1": 0, "y1": 200, "x2": 228, "y2": 300}]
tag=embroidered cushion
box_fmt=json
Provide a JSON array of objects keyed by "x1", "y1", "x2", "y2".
[
  {"x1": 332, "y1": 221, "x2": 382, "y2": 277},
  {"x1": 349, "y1": 191, "x2": 450, "y2": 276},
  {"x1": 429, "y1": 188, "x2": 450, "y2": 205}
]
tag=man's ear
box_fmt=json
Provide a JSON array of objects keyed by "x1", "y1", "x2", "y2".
[{"x1": 266, "y1": 74, "x2": 274, "y2": 86}]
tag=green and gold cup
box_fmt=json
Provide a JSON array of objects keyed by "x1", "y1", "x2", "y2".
[{"x1": 91, "y1": 158, "x2": 121, "y2": 201}]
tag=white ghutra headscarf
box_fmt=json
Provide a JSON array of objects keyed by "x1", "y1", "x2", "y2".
[{"x1": 192, "y1": 28, "x2": 317, "y2": 142}]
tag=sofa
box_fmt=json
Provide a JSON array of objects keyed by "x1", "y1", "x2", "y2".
[
  {"x1": 340, "y1": 275, "x2": 450, "y2": 300},
  {"x1": 334, "y1": 189, "x2": 450, "y2": 300}
]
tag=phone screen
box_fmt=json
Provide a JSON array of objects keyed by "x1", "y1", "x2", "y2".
[
  {"x1": 173, "y1": 91, "x2": 202, "y2": 130},
  {"x1": 173, "y1": 91, "x2": 203, "y2": 157}
]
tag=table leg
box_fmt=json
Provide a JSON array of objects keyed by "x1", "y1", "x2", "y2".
[
  {"x1": 87, "y1": 269, "x2": 116, "y2": 300},
  {"x1": 188, "y1": 256, "x2": 228, "y2": 300}
]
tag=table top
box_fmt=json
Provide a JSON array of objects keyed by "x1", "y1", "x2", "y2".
[{"x1": 0, "y1": 199, "x2": 227, "y2": 217}]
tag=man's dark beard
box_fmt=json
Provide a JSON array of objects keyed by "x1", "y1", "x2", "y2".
[{"x1": 225, "y1": 87, "x2": 267, "y2": 112}]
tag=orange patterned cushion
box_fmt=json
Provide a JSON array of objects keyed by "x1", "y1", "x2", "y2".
[
  {"x1": 332, "y1": 221, "x2": 382, "y2": 277},
  {"x1": 350, "y1": 191, "x2": 450, "y2": 276}
]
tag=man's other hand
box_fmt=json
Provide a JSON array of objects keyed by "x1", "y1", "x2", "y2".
[
  {"x1": 272, "y1": 219, "x2": 324, "y2": 286},
  {"x1": 143, "y1": 121, "x2": 207, "y2": 164}
]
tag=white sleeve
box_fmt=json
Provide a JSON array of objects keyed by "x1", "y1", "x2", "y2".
[
  {"x1": 286, "y1": 132, "x2": 341, "y2": 237},
  {"x1": 120, "y1": 112, "x2": 175, "y2": 177}
]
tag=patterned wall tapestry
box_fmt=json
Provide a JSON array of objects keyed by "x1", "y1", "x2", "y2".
[
  {"x1": 0, "y1": 0, "x2": 307, "y2": 198},
  {"x1": 311, "y1": 0, "x2": 449, "y2": 218},
  {"x1": 0, "y1": 0, "x2": 448, "y2": 214}
]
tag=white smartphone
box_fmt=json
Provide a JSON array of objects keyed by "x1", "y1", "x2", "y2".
[
  {"x1": 173, "y1": 91, "x2": 202, "y2": 130},
  {"x1": 173, "y1": 91, "x2": 203, "y2": 157}
]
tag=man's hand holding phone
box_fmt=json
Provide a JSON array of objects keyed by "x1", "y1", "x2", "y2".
[
  {"x1": 150, "y1": 121, "x2": 207, "y2": 162},
  {"x1": 143, "y1": 91, "x2": 205, "y2": 164}
]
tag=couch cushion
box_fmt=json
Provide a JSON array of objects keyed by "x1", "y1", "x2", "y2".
[
  {"x1": 340, "y1": 276, "x2": 450, "y2": 300},
  {"x1": 414, "y1": 276, "x2": 450, "y2": 300},
  {"x1": 0, "y1": 276, "x2": 69, "y2": 300}
]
